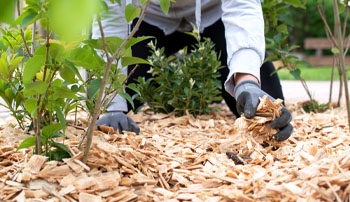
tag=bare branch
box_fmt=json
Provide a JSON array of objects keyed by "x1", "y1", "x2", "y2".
[
  {"x1": 97, "y1": 16, "x2": 111, "y2": 62},
  {"x1": 315, "y1": 2, "x2": 338, "y2": 47}
]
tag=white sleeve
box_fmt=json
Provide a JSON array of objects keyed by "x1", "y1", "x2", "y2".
[
  {"x1": 221, "y1": 0, "x2": 265, "y2": 96},
  {"x1": 91, "y1": 0, "x2": 129, "y2": 112}
]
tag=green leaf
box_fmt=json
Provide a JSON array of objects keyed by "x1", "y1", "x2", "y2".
[
  {"x1": 50, "y1": 142, "x2": 72, "y2": 156},
  {"x1": 24, "y1": 98, "x2": 37, "y2": 115},
  {"x1": 49, "y1": 0, "x2": 102, "y2": 42},
  {"x1": 69, "y1": 46, "x2": 104, "y2": 70},
  {"x1": 21, "y1": 12, "x2": 39, "y2": 27},
  {"x1": 0, "y1": 0, "x2": 16, "y2": 25},
  {"x1": 59, "y1": 65, "x2": 76, "y2": 83},
  {"x1": 0, "y1": 52, "x2": 9, "y2": 79},
  {"x1": 119, "y1": 91, "x2": 134, "y2": 109},
  {"x1": 48, "y1": 43, "x2": 65, "y2": 62},
  {"x1": 17, "y1": 136, "x2": 36, "y2": 151},
  {"x1": 9, "y1": 56, "x2": 24, "y2": 74},
  {"x1": 289, "y1": 69, "x2": 301, "y2": 80},
  {"x1": 50, "y1": 132, "x2": 64, "y2": 138},
  {"x1": 54, "y1": 106, "x2": 66, "y2": 136},
  {"x1": 88, "y1": 78, "x2": 102, "y2": 98},
  {"x1": 276, "y1": 24, "x2": 288, "y2": 34},
  {"x1": 42, "y1": 123, "x2": 61, "y2": 139},
  {"x1": 127, "y1": 83, "x2": 140, "y2": 96},
  {"x1": 159, "y1": 0, "x2": 173, "y2": 15},
  {"x1": 23, "y1": 81, "x2": 48, "y2": 96},
  {"x1": 331, "y1": 48, "x2": 340, "y2": 54},
  {"x1": 284, "y1": 0, "x2": 305, "y2": 8},
  {"x1": 125, "y1": 3, "x2": 141, "y2": 22},
  {"x1": 51, "y1": 86, "x2": 78, "y2": 100},
  {"x1": 23, "y1": 55, "x2": 45, "y2": 85},
  {"x1": 121, "y1": 56, "x2": 150, "y2": 67},
  {"x1": 64, "y1": 60, "x2": 83, "y2": 81},
  {"x1": 125, "y1": 36, "x2": 153, "y2": 50},
  {"x1": 4, "y1": 88, "x2": 14, "y2": 105}
]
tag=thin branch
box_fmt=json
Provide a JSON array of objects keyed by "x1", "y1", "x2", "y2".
[
  {"x1": 39, "y1": 67, "x2": 59, "y2": 115},
  {"x1": 42, "y1": 23, "x2": 50, "y2": 82},
  {"x1": 343, "y1": 0, "x2": 349, "y2": 40},
  {"x1": 329, "y1": 56, "x2": 335, "y2": 104},
  {"x1": 78, "y1": 64, "x2": 138, "y2": 149},
  {"x1": 316, "y1": 2, "x2": 339, "y2": 47},
  {"x1": 82, "y1": 0, "x2": 151, "y2": 163},
  {"x1": 17, "y1": 0, "x2": 33, "y2": 58},
  {"x1": 97, "y1": 17, "x2": 111, "y2": 62}
]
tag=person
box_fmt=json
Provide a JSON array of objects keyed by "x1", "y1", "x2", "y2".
[{"x1": 93, "y1": 0, "x2": 293, "y2": 141}]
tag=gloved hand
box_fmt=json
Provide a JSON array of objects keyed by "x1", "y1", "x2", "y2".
[
  {"x1": 234, "y1": 80, "x2": 293, "y2": 141},
  {"x1": 96, "y1": 111, "x2": 140, "y2": 135}
]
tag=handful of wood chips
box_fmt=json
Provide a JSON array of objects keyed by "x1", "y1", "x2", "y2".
[{"x1": 234, "y1": 95, "x2": 284, "y2": 147}]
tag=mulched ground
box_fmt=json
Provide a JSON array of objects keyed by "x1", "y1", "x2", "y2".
[{"x1": 0, "y1": 101, "x2": 349, "y2": 202}]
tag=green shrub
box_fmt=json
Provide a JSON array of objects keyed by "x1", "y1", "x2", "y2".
[{"x1": 136, "y1": 33, "x2": 223, "y2": 116}]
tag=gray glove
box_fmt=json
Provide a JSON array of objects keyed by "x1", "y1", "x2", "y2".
[
  {"x1": 96, "y1": 112, "x2": 140, "y2": 135},
  {"x1": 234, "y1": 80, "x2": 293, "y2": 142}
]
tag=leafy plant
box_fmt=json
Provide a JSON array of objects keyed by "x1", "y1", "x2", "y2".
[
  {"x1": 0, "y1": 0, "x2": 172, "y2": 162},
  {"x1": 136, "y1": 32, "x2": 223, "y2": 116},
  {"x1": 262, "y1": 0, "x2": 321, "y2": 111}
]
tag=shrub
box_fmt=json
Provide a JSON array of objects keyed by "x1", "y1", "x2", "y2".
[{"x1": 136, "y1": 32, "x2": 223, "y2": 116}]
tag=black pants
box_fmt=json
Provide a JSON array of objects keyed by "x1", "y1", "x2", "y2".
[{"x1": 126, "y1": 19, "x2": 284, "y2": 117}]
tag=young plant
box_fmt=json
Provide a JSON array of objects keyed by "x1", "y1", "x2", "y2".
[
  {"x1": 136, "y1": 32, "x2": 223, "y2": 116},
  {"x1": 262, "y1": 0, "x2": 321, "y2": 111},
  {"x1": 314, "y1": 0, "x2": 350, "y2": 129},
  {"x1": 0, "y1": 0, "x2": 145, "y2": 161}
]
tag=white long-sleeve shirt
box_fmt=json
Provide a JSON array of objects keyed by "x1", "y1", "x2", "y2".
[{"x1": 92, "y1": 0, "x2": 265, "y2": 112}]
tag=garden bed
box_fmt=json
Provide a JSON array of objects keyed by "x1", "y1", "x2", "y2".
[{"x1": 0, "y1": 101, "x2": 349, "y2": 202}]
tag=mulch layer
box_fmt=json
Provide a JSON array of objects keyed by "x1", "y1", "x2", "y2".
[{"x1": 0, "y1": 101, "x2": 349, "y2": 202}]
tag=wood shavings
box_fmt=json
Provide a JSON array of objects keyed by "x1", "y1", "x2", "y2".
[
  {"x1": 234, "y1": 95, "x2": 283, "y2": 145},
  {"x1": 0, "y1": 101, "x2": 349, "y2": 201}
]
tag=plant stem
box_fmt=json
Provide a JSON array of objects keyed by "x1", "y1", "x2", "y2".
[
  {"x1": 329, "y1": 57, "x2": 335, "y2": 104},
  {"x1": 82, "y1": 0, "x2": 151, "y2": 163},
  {"x1": 343, "y1": 0, "x2": 349, "y2": 40},
  {"x1": 333, "y1": 0, "x2": 350, "y2": 130},
  {"x1": 97, "y1": 17, "x2": 111, "y2": 62},
  {"x1": 17, "y1": 0, "x2": 33, "y2": 58},
  {"x1": 42, "y1": 23, "x2": 50, "y2": 82},
  {"x1": 336, "y1": 56, "x2": 343, "y2": 107},
  {"x1": 316, "y1": 2, "x2": 339, "y2": 47}
]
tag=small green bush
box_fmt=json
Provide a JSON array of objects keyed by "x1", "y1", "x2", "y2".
[{"x1": 136, "y1": 33, "x2": 223, "y2": 116}]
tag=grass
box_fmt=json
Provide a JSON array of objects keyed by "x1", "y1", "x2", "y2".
[{"x1": 277, "y1": 65, "x2": 350, "y2": 81}]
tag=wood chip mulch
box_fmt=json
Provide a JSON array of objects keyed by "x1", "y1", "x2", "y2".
[{"x1": 0, "y1": 99, "x2": 349, "y2": 202}]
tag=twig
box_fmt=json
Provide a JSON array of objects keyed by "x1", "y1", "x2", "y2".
[
  {"x1": 329, "y1": 56, "x2": 335, "y2": 104},
  {"x1": 97, "y1": 17, "x2": 111, "y2": 62},
  {"x1": 343, "y1": 0, "x2": 349, "y2": 40},
  {"x1": 17, "y1": 0, "x2": 33, "y2": 58},
  {"x1": 42, "y1": 23, "x2": 50, "y2": 82},
  {"x1": 82, "y1": 0, "x2": 151, "y2": 163},
  {"x1": 316, "y1": 2, "x2": 339, "y2": 47}
]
